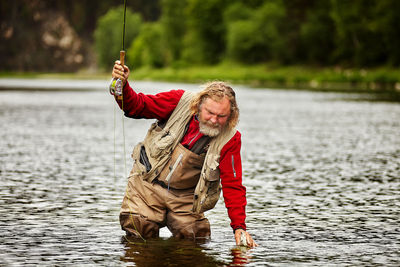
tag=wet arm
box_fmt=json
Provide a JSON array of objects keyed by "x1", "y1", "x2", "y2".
[{"x1": 219, "y1": 132, "x2": 247, "y2": 231}]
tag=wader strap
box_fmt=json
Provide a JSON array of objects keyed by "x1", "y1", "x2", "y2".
[{"x1": 190, "y1": 135, "x2": 211, "y2": 155}]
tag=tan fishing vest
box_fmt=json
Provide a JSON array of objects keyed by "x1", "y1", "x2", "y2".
[{"x1": 129, "y1": 91, "x2": 237, "y2": 214}]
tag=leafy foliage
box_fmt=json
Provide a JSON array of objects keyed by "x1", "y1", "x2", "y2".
[
  {"x1": 128, "y1": 23, "x2": 165, "y2": 68},
  {"x1": 86, "y1": 0, "x2": 400, "y2": 69},
  {"x1": 160, "y1": 0, "x2": 188, "y2": 65},
  {"x1": 182, "y1": 0, "x2": 230, "y2": 64},
  {"x1": 94, "y1": 6, "x2": 142, "y2": 69},
  {"x1": 3, "y1": 0, "x2": 398, "y2": 72}
]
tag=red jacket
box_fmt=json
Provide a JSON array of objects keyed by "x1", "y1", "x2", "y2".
[{"x1": 115, "y1": 82, "x2": 247, "y2": 231}]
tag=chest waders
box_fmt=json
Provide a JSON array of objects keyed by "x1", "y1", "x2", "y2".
[{"x1": 120, "y1": 91, "x2": 236, "y2": 239}]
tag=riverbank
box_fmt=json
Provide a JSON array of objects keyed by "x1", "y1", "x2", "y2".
[
  {"x1": 134, "y1": 63, "x2": 400, "y2": 93},
  {"x1": 2, "y1": 63, "x2": 400, "y2": 94}
]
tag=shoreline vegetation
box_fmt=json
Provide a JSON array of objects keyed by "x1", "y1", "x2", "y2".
[{"x1": 1, "y1": 64, "x2": 399, "y2": 98}]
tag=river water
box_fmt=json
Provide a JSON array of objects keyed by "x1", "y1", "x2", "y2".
[{"x1": 0, "y1": 80, "x2": 399, "y2": 266}]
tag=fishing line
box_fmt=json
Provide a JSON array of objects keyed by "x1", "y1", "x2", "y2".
[{"x1": 112, "y1": 0, "x2": 146, "y2": 243}]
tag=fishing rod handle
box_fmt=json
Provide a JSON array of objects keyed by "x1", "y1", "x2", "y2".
[{"x1": 120, "y1": 50, "x2": 125, "y2": 67}]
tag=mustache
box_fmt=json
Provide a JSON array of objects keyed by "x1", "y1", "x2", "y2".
[
  {"x1": 205, "y1": 121, "x2": 219, "y2": 128},
  {"x1": 202, "y1": 119, "x2": 220, "y2": 128}
]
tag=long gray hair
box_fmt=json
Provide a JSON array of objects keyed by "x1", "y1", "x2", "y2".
[{"x1": 190, "y1": 81, "x2": 239, "y2": 129}]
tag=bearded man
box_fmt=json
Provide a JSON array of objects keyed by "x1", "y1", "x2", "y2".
[{"x1": 111, "y1": 61, "x2": 257, "y2": 248}]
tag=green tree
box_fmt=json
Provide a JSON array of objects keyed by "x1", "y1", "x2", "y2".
[
  {"x1": 128, "y1": 23, "x2": 165, "y2": 68},
  {"x1": 160, "y1": 0, "x2": 188, "y2": 65},
  {"x1": 223, "y1": 1, "x2": 253, "y2": 23},
  {"x1": 224, "y1": 2, "x2": 263, "y2": 63},
  {"x1": 94, "y1": 6, "x2": 142, "y2": 69},
  {"x1": 300, "y1": 1, "x2": 335, "y2": 65},
  {"x1": 373, "y1": 0, "x2": 400, "y2": 66},
  {"x1": 182, "y1": 0, "x2": 229, "y2": 64},
  {"x1": 330, "y1": 0, "x2": 387, "y2": 66},
  {"x1": 225, "y1": 0, "x2": 286, "y2": 63}
]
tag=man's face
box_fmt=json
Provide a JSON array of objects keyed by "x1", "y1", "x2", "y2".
[{"x1": 198, "y1": 96, "x2": 231, "y2": 137}]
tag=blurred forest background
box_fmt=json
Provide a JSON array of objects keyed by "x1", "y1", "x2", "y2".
[{"x1": 1, "y1": 0, "x2": 399, "y2": 90}]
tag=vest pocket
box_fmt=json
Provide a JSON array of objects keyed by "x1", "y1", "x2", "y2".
[
  {"x1": 157, "y1": 143, "x2": 205, "y2": 189},
  {"x1": 146, "y1": 122, "x2": 175, "y2": 159},
  {"x1": 130, "y1": 142, "x2": 147, "y2": 177},
  {"x1": 199, "y1": 181, "x2": 222, "y2": 213},
  {"x1": 139, "y1": 145, "x2": 152, "y2": 172},
  {"x1": 204, "y1": 153, "x2": 220, "y2": 181}
]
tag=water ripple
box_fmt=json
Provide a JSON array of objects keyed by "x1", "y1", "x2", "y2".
[{"x1": 1, "y1": 85, "x2": 399, "y2": 266}]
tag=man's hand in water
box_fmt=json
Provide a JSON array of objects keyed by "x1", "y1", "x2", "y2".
[{"x1": 234, "y1": 229, "x2": 258, "y2": 248}]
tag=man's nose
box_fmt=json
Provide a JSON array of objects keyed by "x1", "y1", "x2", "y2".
[{"x1": 210, "y1": 115, "x2": 217, "y2": 124}]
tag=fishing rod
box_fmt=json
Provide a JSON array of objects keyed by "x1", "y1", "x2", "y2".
[
  {"x1": 109, "y1": 0, "x2": 127, "y2": 99},
  {"x1": 111, "y1": 0, "x2": 128, "y2": 180},
  {"x1": 109, "y1": 0, "x2": 146, "y2": 243}
]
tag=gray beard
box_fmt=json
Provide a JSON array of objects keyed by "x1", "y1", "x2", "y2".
[{"x1": 199, "y1": 121, "x2": 221, "y2": 137}]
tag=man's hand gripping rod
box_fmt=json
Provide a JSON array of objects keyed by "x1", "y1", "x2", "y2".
[{"x1": 109, "y1": 51, "x2": 125, "y2": 100}]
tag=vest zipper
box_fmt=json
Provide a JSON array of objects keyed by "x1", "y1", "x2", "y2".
[
  {"x1": 166, "y1": 153, "x2": 184, "y2": 191},
  {"x1": 187, "y1": 132, "x2": 200, "y2": 147},
  {"x1": 231, "y1": 155, "x2": 236, "y2": 178}
]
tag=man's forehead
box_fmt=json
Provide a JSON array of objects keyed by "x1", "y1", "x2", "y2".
[
  {"x1": 204, "y1": 94, "x2": 229, "y2": 103},
  {"x1": 202, "y1": 96, "x2": 230, "y2": 114}
]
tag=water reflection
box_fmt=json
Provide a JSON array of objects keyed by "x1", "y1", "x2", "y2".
[
  {"x1": 229, "y1": 247, "x2": 252, "y2": 266},
  {"x1": 121, "y1": 237, "x2": 225, "y2": 266},
  {"x1": 121, "y1": 236, "x2": 256, "y2": 267}
]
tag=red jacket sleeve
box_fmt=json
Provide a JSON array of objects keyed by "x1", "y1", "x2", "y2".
[
  {"x1": 115, "y1": 81, "x2": 185, "y2": 121},
  {"x1": 219, "y1": 131, "x2": 247, "y2": 231}
]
